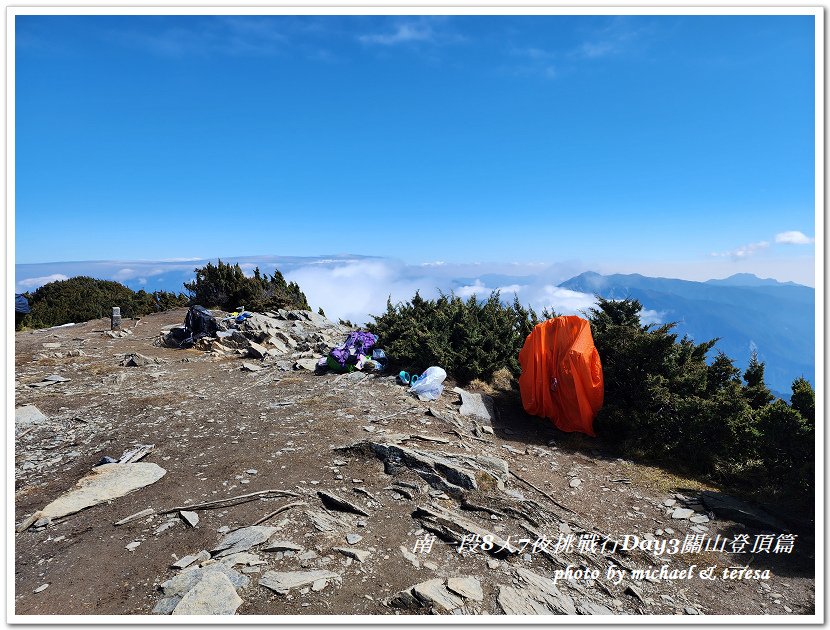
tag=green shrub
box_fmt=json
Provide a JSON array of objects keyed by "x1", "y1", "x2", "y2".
[
  {"x1": 367, "y1": 291, "x2": 544, "y2": 384},
  {"x1": 587, "y1": 296, "x2": 813, "y2": 514},
  {"x1": 183, "y1": 260, "x2": 309, "y2": 312},
  {"x1": 17, "y1": 277, "x2": 188, "y2": 330}
]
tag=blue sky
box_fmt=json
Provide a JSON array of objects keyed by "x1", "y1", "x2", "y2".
[{"x1": 15, "y1": 14, "x2": 816, "y2": 285}]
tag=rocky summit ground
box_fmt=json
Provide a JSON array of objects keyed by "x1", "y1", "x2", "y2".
[{"x1": 14, "y1": 308, "x2": 815, "y2": 618}]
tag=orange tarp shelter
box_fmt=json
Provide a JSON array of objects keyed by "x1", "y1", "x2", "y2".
[{"x1": 518, "y1": 316, "x2": 604, "y2": 436}]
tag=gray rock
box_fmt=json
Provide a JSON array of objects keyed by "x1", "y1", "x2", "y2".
[
  {"x1": 684, "y1": 606, "x2": 701, "y2": 615},
  {"x1": 152, "y1": 596, "x2": 181, "y2": 614},
  {"x1": 33, "y1": 584, "x2": 49, "y2": 593},
  {"x1": 305, "y1": 510, "x2": 342, "y2": 532},
  {"x1": 512, "y1": 567, "x2": 577, "y2": 614},
  {"x1": 212, "y1": 526, "x2": 278, "y2": 557},
  {"x1": 43, "y1": 374, "x2": 71, "y2": 382},
  {"x1": 126, "y1": 541, "x2": 141, "y2": 552},
  {"x1": 625, "y1": 583, "x2": 644, "y2": 602},
  {"x1": 689, "y1": 514, "x2": 710, "y2": 524},
  {"x1": 241, "y1": 362, "x2": 263, "y2": 372},
  {"x1": 578, "y1": 600, "x2": 615, "y2": 615},
  {"x1": 20, "y1": 463, "x2": 166, "y2": 530},
  {"x1": 171, "y1": 571, "x2": 242, "y2": 615},
  {"x1": 15, "y1": 405, "x2": 47, "y2": 429},
  {"x1": 446, "y1": 577, "x2": 484, "y2": 602},
  {"x1": 155, "y1": 520, "x2": 177, "y2": 535},
  {"x1": 121, "y1": 353, "x2": 156, "y2": 367},
  {"x1": 259, "y1": 570, "x2": 341, "y2": 594},
  {"x1": 346, "y1": 533, "x2": 363, "y2": 545},
  {"x1": 362, "y1": 441, "x2": 484, "y2": 496},
  {"x1": 161, "y1": 565, "x2": 249, "y2": 597},
  {"x1": 671, "y1": 508, "x2": 694, "y2": 520},
  {"x1": 172, "y1": 550, "x2": 210, "y2": 569},
  {"x1": 569, "y1": 478, "x2": 582, "y2": 488},
  {"x1": 389, "y1": 587, "x2": 423, "y2": 609},
  {"x1": 317, "y1": 491, "x2": 370, "y2": 516},
  {"x1": 497, "y1": 585, "x2": 551, "y2": 615},
  {"x1": 180, "y1": 511, "x2": 199, "y2": 527},
  {"x1": 247, "y1": 342, "x2": 268, "y2": 359},
  {"x1": 452, "y1": 387, "x2": 494, "y2": 422},
  {"x1": 412, "y1": 579, "x2": 465, "y2": 612},
  {"x1": 400, "y1": 545, "x2": 421, "y2": 569},
  {"x1": 294, "y1": 358, "x2": 319, "y2": 371},
  {"x1": 413, "y1": 504, "x2": 516, "y2": 556},
  {"x1": 332, "y1": 547, "x2": 371, "y2": 562}
]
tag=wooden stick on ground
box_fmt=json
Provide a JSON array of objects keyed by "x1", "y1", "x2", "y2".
[
  {"x1": 251, "y1": 501, "x2": 307, "y2": 526},
  {"x1": 160, "y1": 488, "x2": 300, "y2": 514},
  {"x1": 509, "y1": 470, "x2": 576, "y2": 515}
]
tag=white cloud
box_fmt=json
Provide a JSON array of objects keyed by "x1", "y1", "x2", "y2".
[
  {"x1": 456, "y1": 280, "x2": 490, "y2": 299},
  {"x1": 775, "y1": 231, "x2": 814, "y2": 245},
  {"x1": 112, "y1": 268, "x2": 139, "y2": 281},
  {"x1": 285, "y1": 260, "x2": 434, "y2": 326},
  {"x1": 573, "y1": 17, "x2": 645, "y2": 60},
  {"x1": 359, "y1": 23, "x2": 434, "y2": 46},
  {"x1": 15, "y1": 273, "x2": 69, "y2": 290},
  {"x1": 533, "y1": 286, "x2": 598, "y2": 315},
  {"x1": 639, "y1": 309, "x2": 665, "y2": 325},
  {"x1": 711, "y1": 240, "x2": 770, "y2": 260}
]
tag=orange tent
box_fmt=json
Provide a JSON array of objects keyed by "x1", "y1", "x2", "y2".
[{"x1": 518, "y1": 316, "x2": 604, "y2": 436}]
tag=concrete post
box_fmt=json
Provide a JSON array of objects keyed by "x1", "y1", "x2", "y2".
[{"x1": 111, "y1": 307, "x2": 122, "y2": 331}]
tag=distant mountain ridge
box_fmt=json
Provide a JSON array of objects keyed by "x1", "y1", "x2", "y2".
[{"x1": 558, "y1": 271, "x2": 814, "y2": 395}]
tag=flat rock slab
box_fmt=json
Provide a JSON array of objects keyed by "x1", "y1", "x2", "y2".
[
  {"x1": 171, "y1": 571, "x2": 242, "y2": 615},
  {"x1": 180, "y1": 511, "x2": 199, "y2": 527},
  {"x1": 700, "y1": 490, "x2": 787, "y2": 532},
  {"x1": 172, "y1": 550, "x2": 210, "y2": 569},
  {"x1": 294, "y1": 358, "x2": 319, "y2": 371},
  {"x1": 332, "y1": 547, "x2": 371, "y2": 563},
  {"x1": 259, "y1": 570, "x2": 341, "y2": 594},
  {"x1": 414, "y1": 504, "x2": 516, "y2": 556},
  {"x1": 305, "y1": 510, "x2": 344, "y2": 533},
  {"x1": 446, "y1": 577, "x2": 484, "y2": 602},
  {"x1": 452, "y1": 387, "x2": 494, "y2": 423},
  {"x1": 317, "y1": 491, "x2": 370, "y2": 516},
  {"x1": 499, "y1": 568, "x2": 577, "y2": 615},
  {"x1": 161, "y1": 565, "x2": 248, "y2": 597},
  {"x1": 44, "y1": 374, "x2": 71, "y2": 382},
  {"x1": 497, "y1": 585, "x2": 552, "y2": 615},
  {"x1": 15, "y1": 405, "x2": 48, "y2": 429},
  {"x1": 412, "y1": 578, "x2": 465, "y2": 612},
  {"x1": 23, "y1": 463, "x2": 166, "y2": 527},
  {"x1": 212, "y1": 526, "x2": 277, "y2": 558},
  {"x1": 671, "y1": 508, "x2": 694, "y2": 520},
  {"x1": 363, "y1": 441, "x2": 483, "y2": 495},
  {"x1": 241, "y1": 362, "x2": 263, "y2": 372},
  {"x1": 578, "y1": 600, "x2": 615, "y2": 615}
]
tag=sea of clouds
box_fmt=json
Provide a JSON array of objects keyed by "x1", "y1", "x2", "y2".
[{"x1": 15, "y1": 255, "x2": 602, "y2": 325}]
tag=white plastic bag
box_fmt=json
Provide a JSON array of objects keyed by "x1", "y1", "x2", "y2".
[{"x1": 408, "y1": 366, "x2": 447, "y2": 401}]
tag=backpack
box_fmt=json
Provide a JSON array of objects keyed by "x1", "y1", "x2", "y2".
[{"x1": 180, "y1": 305, "x2": 219, "y2": 347}]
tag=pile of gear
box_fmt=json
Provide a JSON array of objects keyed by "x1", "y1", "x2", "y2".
[{"x1": 158, "y1": 306, "x2": 388, "y2": 374}]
